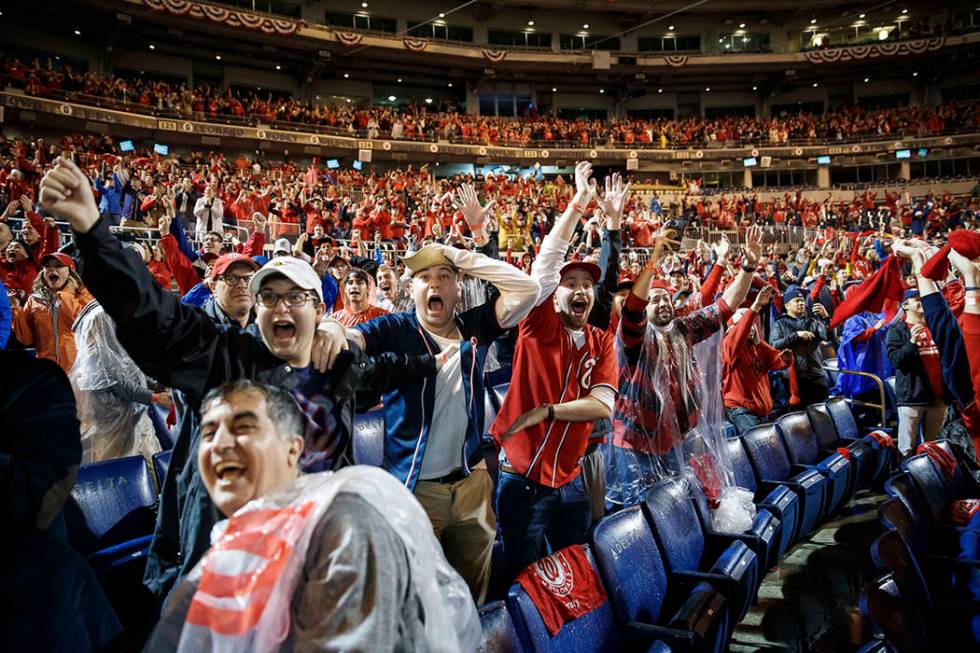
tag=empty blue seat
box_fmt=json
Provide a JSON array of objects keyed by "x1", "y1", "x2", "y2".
[
  {"x1": 901, "y1": 453, "x2": 959, "y2": 525},
  {"x1": 687, "y1": 478, "x2": 781, "y2": 575},
  {"x1": 643, "y1": 477, "x2": 758, "y2": 624},
  {"x1": 152, "y1": 449, "x2": 171, "y2": 490},
  {"x1": 591, "y1": 506, "x2": 729, "y2": 652},
  {"x1": 507, "y1": 546, "x2": 621, "y2": 652},
  {"x1": 64, "y1": 455, "x2": 157, "y2": 563},
  {"x1": 808, "y1": 402, "x2": 875, "y2": 492},
  {"x1": 352, "y1": 408, "x2": 385, "y2": 467},
  {"x1": 725, "y1": 435, "x2": 799, "y2": 559},
  {"x1": 740, "y1": 424, "x2": 828, "y2": 537},
  {"x1": 860, "y1": 574, "x2": 931, "y2": 653},
  {"x1": 826, "y1": 396, "x2": 894, "y2": 482},
  {"x1": 776, "y1": 412, "x2": 853, "y2": 516},
  {"x1": 478, "y1": 600, "x2": 522, "y2": 653}
]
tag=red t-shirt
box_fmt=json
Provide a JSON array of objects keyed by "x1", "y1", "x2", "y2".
[{"x1": 490, "y1": 297, "x2": 617, "y2": 488}]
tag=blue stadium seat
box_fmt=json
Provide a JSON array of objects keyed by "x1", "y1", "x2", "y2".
[
  {"x1": 931, "y1": 440, "x2": 980, "y2": 500},
  {"x1": 352, "y1": 408, "x2": 385, "y2": 467},
  {"x1": 740, "y1": 424, "x2": 828, "y2": 537},
  {"x1": 860, "y1": 574, "x2": 931, "y2": 653},
  {"x1": 687, "y1": 478, "x2": 781, "y2": 575},
  {"x1": 776, "y1": 412, "x2": 853, "y2": 516},
  {"x1": 478, "y1": 600, "x2": 522, "y2": 653},
  {"x1": 826, "y1": 396, "x2": 894, "y2": 482},
  {"x1": 725, "y1": 435, "x2": 799, "y2": 559},
  {"x1": 591, "y1": 506, "x2": 729, "y2": 652},
  {"x1": 485, "y1": 367, "x2": 512, "y2": 413},
  {"x1": 808, "y1": 402, "x2": 875, "y2": 492},
  {"x1": 149, "y1": 404, "x2": 175, "y2": 450},
  {"x1": 900, "y1": 453, "x2": 957, "y2": 524},
  {"x1": 722, "y1": 422, "x2": 737, "y2": 440},
  {"x1": 507, "y1": 546, "x2": 622, "y2": 652},
  {"x1": 855, "y1": 640, "x2": 894, "y2": 653},
  {"x1": 642, "y1": 477, "x2": 758, "y2": 624},
  {"x1": 152, "y1": 449, "x2": 171, "y2": 490},
  {"x1": 63, "y1": 455, "x2": 157, "y2": 564}
]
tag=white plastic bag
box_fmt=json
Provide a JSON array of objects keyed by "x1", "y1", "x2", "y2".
[{"x1": 710, "y1": 486, "x2": 757, "y2": 533}]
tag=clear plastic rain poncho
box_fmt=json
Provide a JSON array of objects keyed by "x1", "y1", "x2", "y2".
[
  {"x1": 170, "y1": 466, "x2": 483, "y2": 653},
  {"x1": 68, "y1": 302, "x2": 160, "y2": 463},
  {"x1": 605, "y1": 304, "x2": 754, "y2": 530}
]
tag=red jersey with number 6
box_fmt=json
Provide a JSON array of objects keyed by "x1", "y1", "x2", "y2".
[{"x1": 490, "y1": 295, "x2": 617, "y2": 488}]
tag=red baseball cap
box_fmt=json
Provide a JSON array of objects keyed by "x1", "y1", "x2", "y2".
[
  {"x1": 40, "y1": 252, "x2": 76, "y2": 270},
  {"x1": 559, "y1": 260, "x2": 601, "y2": 284},
  {"x1": 209, "y1": 253, "x2": 259, "y2": 281}
]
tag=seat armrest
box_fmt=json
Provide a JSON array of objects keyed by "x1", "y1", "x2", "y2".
[{"x1": 624, "y1": 621, "x2": 697, "y2": 652}]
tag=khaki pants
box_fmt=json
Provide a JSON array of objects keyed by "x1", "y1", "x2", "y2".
[
  {"x1": 579, "y1": 445, "x2": 607, "y2": 520},
  {"x1": 414, "y1": 467, "x2": 496, "y2": 603},
  {"x1": 897, "y1": 402, "x2": 947, "y2": 454}
]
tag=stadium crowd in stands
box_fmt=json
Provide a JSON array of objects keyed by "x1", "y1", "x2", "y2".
[
  {"x1": 2, "y1": 117, "x2": 980, "y2": 648},
  {"x1": 4, "y1": 56, "x2": 980, "y2": 147}
]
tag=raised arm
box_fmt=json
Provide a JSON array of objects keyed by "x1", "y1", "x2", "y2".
[{"x1": 720, "y1": 226, "x2": 763, "y2": 311}]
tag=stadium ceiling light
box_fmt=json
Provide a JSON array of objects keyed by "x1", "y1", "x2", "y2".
[
  {"x1": 582, "y1": 23, "x2": 589, "y2": 29},
  {"x1": 864, "y1": 77, "x2": 870, "y2": 82},
  {"x1": 658, "y1": 88, "x2": 663, "y2": 93},
  {"x1": 388, "y1": 95, "x2": 396, "y2": 101},
  {"x1": 813, "y1": 82, "x2": 819, "y2": 87},
  {"x1": 361, "y1": 2, "x2": 368, "y2": 7},
  {"x1": 343, "y1": 72, "x2": 350, "y2": 78},
  {"x1": 912, "y1": 71, "x2": 918, "y2": 76},
  {"x1": 705, "y1": 86, "x2": 710, "y2": 91},
  {"x1": 901, "y1": 8, "x2": 908, "y2": 14},
  {"x1": 810, "y1": 18, "x2": 817, "y2": 24},
  {"x1": 552, "y1": 87, "x2": 557, "y2": 92},
  {"x1": 739, "y1": 22, "x2": 746, "y2": 28},
  {"x1": 859, "y1": 13, "x2": 866, "y2": 18},
  {"x1": 346, "y1": 98, "x2": 351, "y2": 103},
  {"x1": 425, "y1": 98, "x2": 433, "y2": 103},
  {"x1": 439, "y1": 12, "x2": 445, "y2": 18},
  {"x1": 528, "y1": 20, "x2": 534, "y2": 26},
  {"x1": 668, "y1": 24, "x2": 675, "y2": 30},
  {"x1": 448, "y1": 82, "x2": 453, "y2": 87},
  {"x1": 215, "y1": 54, "x2": 222, "y2": 60},
  {"x1": 599, "y1": 88, "x2": 604, "y2": 94},
  {"x1": 74, "y1": 29, "x2": 81, "y2": 35},
  {"x1": 752, "y1": 85, "x2": 758, "y2": 90},
  {"x1": 275, "y1": 64, "x2": 282, "y2": 70},
  {"x1": 149, "y1": 44, "x2": 156, "y2": 50},
  {"x1": 397, "y1": 78, "x2": 402, "y2": 82}
]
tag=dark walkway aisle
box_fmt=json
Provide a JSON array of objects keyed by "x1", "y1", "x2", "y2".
[{"x1": 730, "y1": 493, "x2": 885, "y2": 653}]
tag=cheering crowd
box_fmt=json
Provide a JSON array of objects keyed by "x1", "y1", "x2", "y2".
[
  {"x1": 5, "y1": 56, "x2": 980, "y2": 147},
  {"x1": 3, "y1": 126, "x2": 980, "y2": 648}
]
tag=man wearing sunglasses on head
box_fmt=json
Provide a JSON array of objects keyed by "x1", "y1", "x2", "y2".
[{"x1": 37, "y1": 157, "x2": 443, "y2": 605}]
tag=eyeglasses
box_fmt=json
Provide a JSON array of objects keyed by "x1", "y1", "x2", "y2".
[
  {"x1": 255, "y1": 289, "x2": 316, "y2": 308},
  {"x1": 216, "y1": 273, "x2": 254, "y2": 287}
]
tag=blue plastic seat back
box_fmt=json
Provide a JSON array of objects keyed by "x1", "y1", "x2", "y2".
[
  {"x1": 64, "y1": 455, "x2": 157, "y2": 556},
  {"x1": 859, "y1": 574, "x2": 930, "y2": 653},
  {"x1": 478, "y1": 600, "x2": 522, "y2": 653},
  {"x1": 826, "y1": 397, "x2": 860, "y2": 440},
  {"x1": 507, "y1": 546, "x2": 620, "y2": 652},
  {"x1": 775, "y1": 412, "x2": 821, "y2": 466},
  {"x1": 591, "y1": 506, "x2": 670, "y2": 625},
  {"x1": 869, "y1": 530, "x2": 934, "y2": 612},
  {"x1": 932, "y1": 440, "x2": 975, "y2": 500},
  {"x1": 643, "y1": 477, "x2": 706, "y2": 575},
  {"x1": 806, "y1": 403, "x2": 839, "y2": 452},
  {"x1": 900, "y1": 453, "x2": 950, "y2": 523},
  {"x1": 492, "y1": 384, "x2": 510, "y2": 414},
  {"x1": 741, "y1": 425, "x2": 794, "y2": 483},
  {"x1": 352, "y1": 409, "x2": 385, "y2": 467},
  {"x1": 152, "y1": 450, "x2": 171, "y2": 489},
  {"x1": 149, "y1": 404, "x2": 175, "y2": 450},
  {"x1": 485, "y1": 367, "x2": 512, "y2": 412},
  {"x1": 725, "y1": 436, "x2": 759, "y2": 494},
  {"x1": 877, "y1": 497, "x2": 927, "y2": 558}
]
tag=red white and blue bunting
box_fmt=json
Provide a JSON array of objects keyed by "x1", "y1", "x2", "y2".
[
  {"x1": 482, "y1": 49, "x2": 507, "y2": 64},
  {"x1": 335, "y1": 31, "x2": 364, "y2": 47},
  {"x1": 803, "y1": 37, "x2": 945, "y2": 63},
  {"x1": 403, "y1": 37, "x2": 429, "y2": 52},
  {"x1": 135, "y1": 0, "x2": 302, "y2": 35}
]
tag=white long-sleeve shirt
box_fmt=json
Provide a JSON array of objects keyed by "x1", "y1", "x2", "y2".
[
  {"x1": 193, "y1": 196, "x2": 224, "y2": 238},
  {"x1": 439, "y1": 246, "x2": 540, "y2": 329}
]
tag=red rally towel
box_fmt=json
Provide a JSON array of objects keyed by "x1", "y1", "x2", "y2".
[
  {"x1": 688, "y1": 452, "x2": 723, "y2": 509},
  {"x1": 516, "y1": 545, "x2": 607, "y2": 636},
  {"x1": 836, "y1": 447, "x2": 852, "y2": 460},
  {"x1": 949, "y1": 499, "x2": 980, "y2": 526},
  {"x1": 866, "y1": 430, "x2": 895, "y2": 449},
  {"x1": 829, "y1": 255, "x2": 906, "y2": 330},
  {"x1": 920, "y1": 230, "x2": 980, "y2": 281},
  {"x1": 916, "y1": 441, "x2": 956, "y2": 480}
]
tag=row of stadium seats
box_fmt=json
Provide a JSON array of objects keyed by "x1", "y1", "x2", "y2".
[
  {"x1": 61, "y1": 370, "x2": 892, "y2": 649},
  {"x1": 862, "y1": 439, "x2": 980, "y2": 650}
]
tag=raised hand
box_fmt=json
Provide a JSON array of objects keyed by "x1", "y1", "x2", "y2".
[
  {"x1": 251, "y1": 211, "x2": 267, "y2": 232},
  {"x1": 573, "y1": 160, "x2": 594, "y2": 200},
  {"x1": 597, "y1": 172, "x2": 631, "y2": 227},
  {"x1": 949, "y1": 249, "x2": 980, "y2": 287},
  {"x1": 39, "y1": 157, "x2": 100, "y2": 233},
  {"x1": 712, "y1": 235, "x2": 731, "y2": 262},
  {"x1": 751, "y1": 284, "x2": 774, "y2": 311},
  {"x1": 452, "y1": 183, "x2": 495, "y2": 231},
  {"x1": 742, "y1": 226, "x2": 763, "y2": 266}
]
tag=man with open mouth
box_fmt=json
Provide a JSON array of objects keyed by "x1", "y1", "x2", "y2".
[
  {"x1": 323, "y1": 182, "x2": 541, "y2": 603},
  {"x1": 488, "y1": 161, "x2": 623, "y2": 585},
  {"x1": 38, "y1": 157, "x2": 440, "y2": 605},
  {"x1": 329, "y1": 267, "x2": 389, "y2": 327},
  {"x1": 145, "y1": 379, "x2": 481, "y2": 652}
]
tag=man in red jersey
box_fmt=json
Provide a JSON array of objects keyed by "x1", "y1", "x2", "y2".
[{"x1": 490, "y1": 161, "x2": 623, "y2": 582}]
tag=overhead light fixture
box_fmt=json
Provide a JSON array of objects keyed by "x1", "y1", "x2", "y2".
[
  {"x1": 599, "y1": 88, "x2": 604, "y2": 94},
  {"x1": 361, "y1": 2, "x2": 368, "y2": 7},
  {"x1": 397, "y1": 78, "x2": 402, "y2": 82},
  {"x1": 658, "y1": 88, "x2": 663, "y2": 93},
  {"x1": 864, "y1": 77, "x2": 870, "y2": 82},
  {"x1": 718, "y1": 37, "x2": 724, "y2": 42},
  {"x1": 448, "y1": 82, "x2": 453, "y2": 87},
  {"x1": 810, "y1": 18, "x2": 817, "y2": 24},
  {"x1": 215, "y1": 54, "x2": 222, "y2": 60},
  {"x1": 582, "y1": 23, "x2": 589, "y2": 29},
  {"x1": 343, "y1": 72, "x2": 350, "y2": 78},
  {"x1": 725, "y1": 43, "x2": 730, "y2": 48},
  {"x1": 668, "y1": 24, "x2": 674, "y2": 30},
  {"x1": 346, "y1": 98, "x2": 351, "y2": 103},
  {"x1": 552, "y1": 87, "x2": 557, "y2": 92},
  {"x1": 275, "y1": 64, "x2": 281, "y2": 70},
  {"x1": 74, "y1": 29, "x2": 81, "y2": 35},
  {"x1": 425, "y1": 98, "x2": 433, "y2": 104},
  {"x1": 388, "y1": 95, "x2": 396, "y2": 101},
  {"x1": 439, "y1": 12, "x2": 445, "y2": 18},
  {"x1": 752, "y1": 85, "x2": 758, "y2": 90},
  {"x1": 528, "y1": 20, "x2": 534, "y2": 26},
  {"x1": 901, "y1": 8, "x2": 908, "y2": 14},
  {"x1": 149, "y1": 44, "x2": 155, "y2": 50},
  {"x1": 813, "y1": 82, "x2": 819, "y2": 87},
  {"x1": 859, "y1": 13, "x2": 866, "y2": 18},
  {"x1": 739, "y1": 22, "x2": 746, "y2": 28},
  {"x1": 912, "y1": 71, "x2": 918, "y2": 76},
  {"x1": 705, "y1": 86, "x2": 710, "y2": 92}
]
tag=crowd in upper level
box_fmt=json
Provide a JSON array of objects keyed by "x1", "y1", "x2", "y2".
[{"x1": 4, "y1": 57, "x2": 979, "y2": 147}]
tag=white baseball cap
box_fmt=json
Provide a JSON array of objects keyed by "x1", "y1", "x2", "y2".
[
  {"x1": 273, "y1": 237, "x2": 291, "y2": 253},
  {"x1": 249, "y1": 257, "x2": 324, "y2": 303}
]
